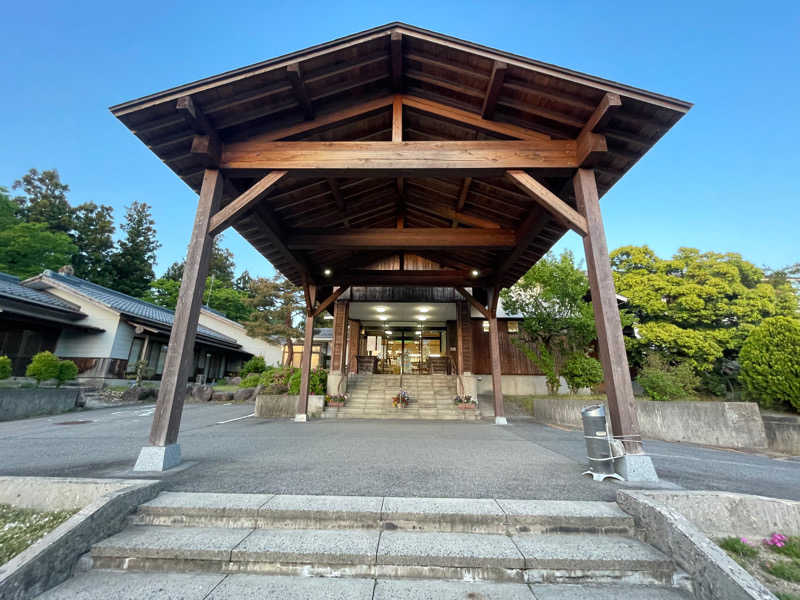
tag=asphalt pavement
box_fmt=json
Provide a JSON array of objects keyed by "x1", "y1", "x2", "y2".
[{"x1": 0, "y1": 402, "x2": 797, "y2": 502}]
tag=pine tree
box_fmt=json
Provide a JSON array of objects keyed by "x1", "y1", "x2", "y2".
[
  {"x1": 245, "y1": 276, "x2": 304, "y2": 366},
  {"x1": 12, "y1": 169, "x2": 73, "y2": 233},
  {"x1": 111, "y1": 202, "x2": 160, "y2": 297},
  {"x1": 162, "y1": 236, "x2": 235, "y2": 283},
  {"x1": 71, "y1": 202, "x2": 115, "y2": 286}
]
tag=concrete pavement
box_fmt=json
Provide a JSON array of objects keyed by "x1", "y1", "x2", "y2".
[{"x1": 0, "y1": 403, "x2": 798, "y2": 501}]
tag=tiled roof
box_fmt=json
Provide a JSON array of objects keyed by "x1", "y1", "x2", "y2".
[
  {"x1": 42, "y1": 271, "x2": 239, "y2": 346},
  {"x1": 0, "y1": 272, "x2": 83, "y2": 314}
]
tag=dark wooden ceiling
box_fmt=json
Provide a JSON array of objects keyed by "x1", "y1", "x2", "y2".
[{"x1": 111, "y1": 22, "x2": 691, "y2": 289}]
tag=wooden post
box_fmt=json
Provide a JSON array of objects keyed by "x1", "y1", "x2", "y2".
[
  {"x1": 331, "y1": 300, "x2": 349, "y2": 372},
  {"x1": 487, "y1": 287, "x2": 506, "y2": 424},
  {"x1": 347, "y1": 319, "x2": 360, "y2": 374},
  {"x1": 456, "y1": 301, "x2": 472, "y2": 374},
  {"x1": 134, "y1": 169, "x2": 222, "y2": 471},
  {"x1": 296, "y1": 284, "x2": 316, "y2": 421},
  {"x1": 573, "y1": 168, "x2": 642, "y2": 454}
]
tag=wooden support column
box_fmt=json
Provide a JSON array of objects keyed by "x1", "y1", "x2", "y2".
[
  {"x1": 331, "y1": 300, "x2": 349, "y2": 373},
  {"x1": 573, "y1": 168, "x2": 642, "y2": 453},
  {"x1": 135, "y1": 169, "x2": 223, "y2": 471},
  {"x1": 347, "y1": 319, "x2": 360, "y2": 374},
  {"x1": 455, "y1": 301, "x2": 472, "y2": 374},
  {"x1": 487, "y1": 287, "x2": 506, "y2": 424},
  {"x1": 296, "y1": 284, "x2": 316, "y2": 422}
]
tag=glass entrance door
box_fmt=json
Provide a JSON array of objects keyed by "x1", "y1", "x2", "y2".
[{"x1": 363, "y1": 328, "x2": 446, "y2": 374}]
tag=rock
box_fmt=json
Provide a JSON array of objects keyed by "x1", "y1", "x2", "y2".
[
  {"x1": 233, "y1": 388, "x2": 256, "y2": 402},
  {"x1": 191, "y1": 384, "x2": 214, "y2": 402},
  {"x1": 121, "y1": 385, "x2": 156, "y2": 403},
  {"x1": 211, "y1": 391, "x2": 234, "y2": 402},
  {"x1": 228, "y1": 376, "x2": 242, "y2": 386}
]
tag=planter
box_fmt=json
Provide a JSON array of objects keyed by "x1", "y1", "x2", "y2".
[
  {"x1": 456, "y1": 403, "x2": 476, "y2": 410},
  {"x1": 327, "y1": 401, "x2": 346, "y2": 408}
]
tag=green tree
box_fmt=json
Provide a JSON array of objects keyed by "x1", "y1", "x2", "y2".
[
  {"x1": 739, "y1": 317, "x2": 800, "y2": 412},
  {"x1": 12, "y1": 169, "x2": 73, "y2": 233},
  {"x1": 163, "y1": 236, "x2": 236, "y2": 284},
  {"x1": 141, "y1": 277, "x2": 181, "y2": 309},
  {"x1": 245, "y1": 276, "x2": 304, "y2": 366},
  {"x1": 561, "y1": 354, "x2": 604, "y2": 395},
  {"x1": 71, "y1": 202, "x2": 115, "y2": 286},
  {"x1": 500, "y1": 250, "x2": 600, "y2": 392},
  {"x1": 611, "y1": 246, "x2": 799, "y2": 386},
  {"x1": 0, "y1": 222, "x2": 77, "y2": 278},
  {"x1": 143, "y1": 276, "x2": 252, "y2": 322},
  {"x1": 0, "y1": 187, "x2": 18, "y2": 230},
  {"x1": 111, "y1": 202, "x2": 160, "y2": 297}
]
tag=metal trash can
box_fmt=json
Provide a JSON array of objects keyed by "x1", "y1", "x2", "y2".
[{"x1": 581, "y1": 404, "x2": 623, "y2": 481}]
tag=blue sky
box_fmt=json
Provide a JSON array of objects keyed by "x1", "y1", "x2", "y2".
[{"x1": 2, "y1": 1, "x2": 798, "y2": 279}]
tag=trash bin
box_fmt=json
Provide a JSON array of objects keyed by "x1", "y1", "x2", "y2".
[{"x1": 581, "y1": 404, "x2": 623, "y2": 481}]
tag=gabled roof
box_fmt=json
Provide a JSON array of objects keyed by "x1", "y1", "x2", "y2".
[
  {"x1": 30, "y1": 271, "x2": 240, "y2": 347},
  {"x1": 110, "y1": 22, "x2": 690, "y2": 289},
  {"x1": 0, "y1": 272, "x2": 85, "y2": 316}
]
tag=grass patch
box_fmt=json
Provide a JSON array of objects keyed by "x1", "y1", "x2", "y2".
[
  {"x1": 773, "y1": 537, "x2": 800, "y2": 561},
  {"x1": 0, "y1": 504, "x2": 77, "y2": 565},
  {"x1": 211, "y1": 384, "x2": 239, "y2": 392},
  {"x1": 720, "y1": 536, "x2": 760, "y2": 560},
  {"x1": 777, "y1": 592, "x2": 800, "y2": 600},
  {"x1": 764, "y1": 560, "x2": 800, "y2": 583}
]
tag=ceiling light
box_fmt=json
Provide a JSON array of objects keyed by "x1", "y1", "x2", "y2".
[
  {"x1": 417, "y1": 306, "x2": 430, "y2": 313},
  {"x1": 471, "y1": 269, "x2": 479, "y2": 277},
  {"x1": 323, "y1": 268, "x2": 332, "y2": 276},
  {"x1": 374, "y1": 306, "x2": 388, "y2": 313},
  {"x1": 416, "y1": 315, "x2": 429, "y2": 321},
  {"x1": 378, "y1": 315, "x2": 389, "y2": 321},
  {"x1": 416, "y1": 331, "x2": 422, "y2": 336},
  {"x1": 384, "y1": 330, "x2": 392, "y2": 335}
]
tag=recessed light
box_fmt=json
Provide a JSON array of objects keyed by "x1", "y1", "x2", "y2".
[
  {"x1": 323, "y1": 268, "x2": 332, "y2": 276},
  {"x1": 416, "y1": 315, "x2": 429, "y2": 321},
  {"x1": 416, "y1": 331, "x2": 422, "y2": 336},
  {"x1": 471, "y1": 269, "x2": 479, "y2": 277},
  {"x1": 378, "y1": 315, "x2": 389, "y2": 321},
  {"x1": 384, "y1": 330, "x2": 392, "y2": 335},
  {"x1": 417, "y1": 306, "x2": 430, "y2": 313},
  {"x1": 374, "y1": 306, "x2": 388, "y2": 313}
]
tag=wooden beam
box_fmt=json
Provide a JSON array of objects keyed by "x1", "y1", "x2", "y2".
[
  {"x1": 147, "y1": 169, "x2": 223, "y2": 448},
  {"x1": 312, "y1": 285, "x2": 350, "y2": 318},
  {"x1": 392, "y1": 94, "x2": 403, "y2": 142},
  {"x1": 580, "y1": 92, "x2": 622, "y2": 138},
  {"x1": 208, "y1": 171, "x2": 287, "y2": 236},
  {"x1": 402, "y1": 95, "x2": 549, "y2": 141},
  {"x1": 249, "y1": 208, "x2": 311, "y2": 281},
  {"x1": 221, "y1": 140, "x2": 578, "y2": 175},
  {"x1": 506, "y1": 170, "x2": 588, "y2": 236},
  {"x1": 286, "y1": 228, "x2": 516, "y2": 250},
  {"x1": 390, "y1": 31, "x2": 403, "y2": 91},
  {"x1": 576, "y1": 131, "x2": 608, "y2": 167},
  {"x1": 454, "y1": 286, "x2": 490, "y2": 319},
  {"x1": 189, "y1": 135, "x2": 220, "y2": 168},
  {"x1": 286, "y1": 63, "x2": 314, "y2": 120},
  {"x1": 481, "y1": 61, "x2": 507, "y2": 119},
  {"x1": 456, "y1": 177, "x2": 472, "y2": 211},
  {"x1": 337, "y1": 270, "x2": 486, "y2": 287},
  {"x1": 493, "y1": 205, "x2": 549, "y2": 285},
  {"x1": 574, "y1": 168, "x2": 642, "y2": 453},
  {"x1": 407, "y1": 200, "x2": 501, "y2": 229},
  {"x1": 176, "y1": 96, "x2": 215, "y2": 136},
  {"x1": 177, "y1": 96, "x2": 223, "y2": 168},
  {"x1": 326, "y1": 178, "x2": 350, "y2": 228}
]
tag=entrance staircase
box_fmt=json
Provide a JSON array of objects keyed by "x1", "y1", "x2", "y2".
[
  {"x1": 39, "y1": 492, "x2": 692, "y2": 599},
  {"x1": 324, "y1": 374, "x2": 479, "y2": 420}
]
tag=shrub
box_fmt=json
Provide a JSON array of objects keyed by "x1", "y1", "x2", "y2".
[
  {"x1": 241, "y1": 356, "x2": 267, "y2": 377},
  {"x1": 265, "y1": 383, "x2": 288, "y2": 395},
  {"x1": 57, "y1": 360, "x2": 78, "y2": 385},
  {"x1": 0, "y1": 356, "x2": 11, "y2": 380},
  {"x1": 25, "y1": 351, "x2": 61, "y2": 384},
  {"x1": 239, "y1": 374, "x2": 261, "y2": 388},
  {"x1": 288, "y1": 368, "x2": 302, "y2": 395},
  {"x1": 286, "y1": 368, "x2": 327, "y2": 395},
  {"x1": 636, "y1": 354, "x2": 700, "y2": 401},
  {"x1": 562, "y1": 354, "x2": 603, "y2": 394},
  {"x1": 739, "y1": 317, "x2": 800, "y2": 412}
]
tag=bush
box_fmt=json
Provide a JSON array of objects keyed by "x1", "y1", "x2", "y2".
[
  {"x1": 239, "y1": 374, "x2": 261, "y2": 388},
  {"x1": 286, "y1": 367, "x2": 327, "y2": 395},
  {"x1": 265, "y1": 383, "x2": 288, "y2": 395},
  {"x1": 241, "y1": 356, "x2": 267, "y2": 377},
  {"x1": 636, "y1": 354, "x2": 700, "y2": 401},
  {"x1": 57, "y1": 360, "x2": 78, "y2": 385},
  {"x1": 0, "y1": 356, "x2": 11, "y2": 380},
  {"x1": 25, "y1": 351, "x2": 61, "y2": 384},
  {"x1": 288, "y1": 368, "x2": 302, "y2": 394},
  {"x1": 25, "y1": 352, "x2": 79, "y2": 386},
  {"x1": 739, "y1": 317, "x2": 800, "y2": 412},
  {"x1": 562, "y1": 354, "x2": 603, "y2": 394}
]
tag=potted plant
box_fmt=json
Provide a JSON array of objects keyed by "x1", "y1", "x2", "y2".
[
  {"x1": 392, "y1": 389, "x2": 409, "y2": 408},
  {"x1": 325, "y1": 393, "x2": 348, "y2": 408},
  {"x1": 453, "y1": 394, "x2": 477, "y2": 409}
]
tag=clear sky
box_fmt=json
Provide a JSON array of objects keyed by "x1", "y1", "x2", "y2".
[{"x1": 2, "y1": 1, "x2": 798, "y2": 280}]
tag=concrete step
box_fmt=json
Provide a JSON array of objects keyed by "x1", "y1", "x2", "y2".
[
  {"x1": 132, "y1": 493, "x2": 635, "y2": 535},
  {"x1": 38, "y1": 570, "x2": 693, "y2": 599},
  {"x1": 91, "y1": 526, "x2": 674, "y2": 584}
]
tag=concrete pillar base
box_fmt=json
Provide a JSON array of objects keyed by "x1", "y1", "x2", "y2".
[
  {"x1": 133, "y1": 443, "x2": 181, "y2": 472},
  {"x1": 495, "y1": 416, "x2": 508, "y2": 425},
  {"x1": 616, "y1": 453, "x2": 659, "y2": 482},
  {"x1": 294, "y1": 414, "x2": 308, "y2": 423}
]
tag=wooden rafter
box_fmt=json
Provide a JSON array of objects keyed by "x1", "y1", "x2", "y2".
[
  {"x1": 286, "y1": 63, "x2": 314, "y2": 120},
  {"x1": 454, "y1": 286, "x2": 489, "y2": 319},
  {"x1": 580, "y1": 92, "x2": 622, "y2": 137},
  {"x1": 176, "y1": 96, "x2": 223, "y2": 168},
  {"x1": 326, "y1": 178, "x2": 349, "y2": 227},
  {"x1": 209, "y1": 171, "x2": 287, "y2": 236},
  {"x1": 286, "y1": 228, "x2": 516, "y2": 250},
  {"x1": 311, "y1": 285, "x2": 350, "y2": 318},
  {"x1": 249, "y1": 207, "x2": 311, "y2": 281},
  {"x1": 339, "y1": 270, "x2": 485, "y2": 287},
  {"x1": 390, "y1": 32, "x2": 403, "y2": 91},
  {"x1": 481, "y1": 61, "x2": 507, "y2": 119},
  {"x1": 493, "y1": 205, "x2": 550, "y2": 285},
  {"x1": 406, "y1": 200, "x2": 500, "y2": 229},
  {"x1": 506, "y1": 170, "x2": 588, "y2": 236}
]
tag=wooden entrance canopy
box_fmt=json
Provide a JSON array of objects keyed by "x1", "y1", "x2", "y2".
[{"x1": 116, "y1": 23, "x2": 691, "y2": 470}]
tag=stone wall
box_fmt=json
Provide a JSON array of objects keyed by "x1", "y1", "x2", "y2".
[
  {"x1": 762, "y1": 412, "x2": 800, "y2": 455},
  {"x1": 255, "y1": 394, "x2": 324, "y2": 418},
  {"x1": 530, "y1": 396, "x2": 768, "y2": 449},
  {"x1": 0, "y1": 388, "x2": 79, "y2": 421}
]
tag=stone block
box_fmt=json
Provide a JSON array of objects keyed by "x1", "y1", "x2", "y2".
[
  {"x1": 133, "y1": 444, "x2": 181, "y2": 472},
  {"x1": 377, "y1": 530, "x2": 523, "y2": 568},
  {"x1": 93, "y1": 525, "x2": 252, "y2": 561},
  {"x1": 230, "y1": 528, "x2": 380, "y2": 565}
]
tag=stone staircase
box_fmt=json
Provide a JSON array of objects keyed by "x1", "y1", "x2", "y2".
[
  {"x1": 324, "y1": 374, "x2": 479, "y2": 420},
  {"x1": 39, "y1": 492, "x2": 693, "y2": 599}
]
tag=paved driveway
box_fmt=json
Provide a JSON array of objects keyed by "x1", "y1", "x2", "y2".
[{"x1": 0, "y1": 403, "x2": 798, "y2": 502}]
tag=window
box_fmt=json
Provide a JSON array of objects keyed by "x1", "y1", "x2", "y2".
[
  {"x1": 126, "y1": 338, "x2": 144, "y2": 372},
  {"x1": 482, "y1": 320, "x2": 490, "y2": 333},
  {"x1": 507, "y1": 321, "x2": 519, "y2": 334}
]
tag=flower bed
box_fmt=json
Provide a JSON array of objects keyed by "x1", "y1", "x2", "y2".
[{"x1": 718, "y1": 533, "x2": 800, "y2": 599}]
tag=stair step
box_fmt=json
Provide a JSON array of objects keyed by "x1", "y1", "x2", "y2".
[{"x1": 37, "y1": 571, "x2": 692, "y2": 600}]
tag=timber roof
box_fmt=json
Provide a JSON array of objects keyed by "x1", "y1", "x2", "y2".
[{"x1": 110, "y1": 22, "x2": 691, "y2": 289}]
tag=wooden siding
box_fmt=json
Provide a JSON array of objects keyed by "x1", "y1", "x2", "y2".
[
  {"x1": 456, "y1": 301, "x2": 473, "y2": 373},
  {"x1": 470, "y1": 318, "x2": 543, "y2": 375},
  {"x1": 331, "y1": 300, "x2": 349, "y2": 371}
]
